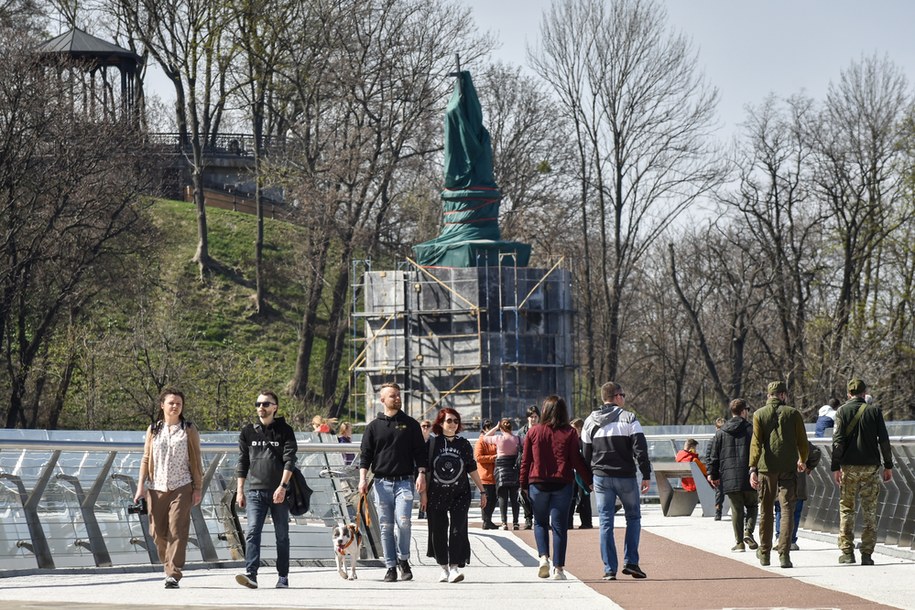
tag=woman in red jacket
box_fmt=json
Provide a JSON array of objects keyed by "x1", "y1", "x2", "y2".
[{"x1": 520, "y1": 395, "x2": 592, "y2": 581}]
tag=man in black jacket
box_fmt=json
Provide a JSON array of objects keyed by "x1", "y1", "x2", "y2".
[
  {"x1": 708, "y1": 398, "x2": 758, "y2": 553},
  {"x1": 235, "y1": 390, "x2": 297, "y2": 589},
  {"x1": 358, "y1": 383, "x2": 427, "y2": 582}
]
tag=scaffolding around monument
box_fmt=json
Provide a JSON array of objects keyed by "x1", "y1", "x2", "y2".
[{"x1": 349, "y1": 255, "x2": 575, "y2": 424}]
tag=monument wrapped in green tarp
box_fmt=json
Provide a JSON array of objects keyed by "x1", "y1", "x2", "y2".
[{"x1": 412, "y1": 71, "x2": 531, "y2": 267}]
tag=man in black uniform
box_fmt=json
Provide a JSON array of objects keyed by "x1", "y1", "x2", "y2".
[
  {"x1": 358, "y1": 383, "x2": 428, "y2": 582},
  {"x1": 235, "y1": 390, "x2": 297, "y2": 589}
]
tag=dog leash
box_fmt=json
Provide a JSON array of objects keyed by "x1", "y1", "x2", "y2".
[
  {"x1": 357, "y1": 492, "x2": 371, "y2": 529},
  {"x1": 337, "y1": 493, "x2": 371, "y2": 556}
]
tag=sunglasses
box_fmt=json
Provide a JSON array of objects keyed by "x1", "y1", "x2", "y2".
[
  {"x1": 443, "y1": 418, "x2": 460, "y2": 424},
  {"x1": 420, "y1": 424, "x2": 431, "y2": 428},
  {"x1": 614, "y1": 393, "x2": 626, "y2": 398},
  {"x1": 255, "y1": 401, "x2": 276, "y2": 407}
]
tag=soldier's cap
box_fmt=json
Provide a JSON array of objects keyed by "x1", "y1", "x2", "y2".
[
  {"x1": 847, "y1": 378, "x2": 867, "y2": 394},
  {"x1": 767, "y1": 381, "x2": 787, "y2": 395}
]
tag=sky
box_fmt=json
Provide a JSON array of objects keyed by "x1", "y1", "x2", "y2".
[
  {"x1": 461, "y1": 0, "x2": 915, "y2": 138},
  {"x1": 138, "y1": 0, "x2": 915, "y2": 139}
]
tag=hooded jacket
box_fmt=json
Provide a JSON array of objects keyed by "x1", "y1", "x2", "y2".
[
  {"x1": 236, "y1": 416, "x2": 298, "y2": 491},
  {"x1": 581, "y1": 404, "x2": 651, "y2": 480},
  {"x1": 707, "y1": 416, "x2": 753, "y2": 494},
  {"x1": 358, "y1": 409, "x2": 427, "y2": 477}
]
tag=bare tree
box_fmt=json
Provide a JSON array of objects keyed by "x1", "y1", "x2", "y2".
[
  {"x1": 119, "y1": 0, "x2": 237, "y2": 279},
  {"x1": 230, "y1": 0, "x2": 295, "y2": 314},
  {"x1": 809, "y1": 55, "x2": 910, "y2": 368},
  {"x1": 272, "y1": 0, "x2": 493, "y2": 412},
  {"x1": 715, "y1": 94, "x2": 830, "y2": 408},
  {"x1": 475, "y1": 62, "x2": 575, "y2": 253},
  {"x1": 0, "y1": 30, "x2": 154, "y2": 428},
  {"x1": 530, "y1": 0, "x2": 722, "y2": 392}
]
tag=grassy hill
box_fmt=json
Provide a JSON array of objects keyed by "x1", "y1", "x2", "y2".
[{"x1": 59, "y1": 198, "x2": 348, "y2": 431}]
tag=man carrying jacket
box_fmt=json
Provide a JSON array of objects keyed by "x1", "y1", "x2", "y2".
[
  {"x1": 749, "y1": 381, "x2": 808, "y2": 569},
  {"x1": 235, "y1": 390, "x2": 297, "y2": 589},
  {"x1": 708, "y1": 398, "x2": 758, "y2": 552},
  {"x1": 832, "y1": 378, "x2": 893, "y2": 566},
  {"x1": 582, "y1": 381, "x2": 651, "y2": 581}
]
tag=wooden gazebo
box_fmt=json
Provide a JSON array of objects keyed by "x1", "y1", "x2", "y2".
[{"x1": 35, "y1": 28, "x2": 142, "y2": 124}]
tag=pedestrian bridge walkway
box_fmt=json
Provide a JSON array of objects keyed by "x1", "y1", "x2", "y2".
[
  {"x1": 0, "y1": 504, "x2": 912, "y2": 610},
  {"x1": 1, "y1": 430, "x2": 913, "y2": 609}
]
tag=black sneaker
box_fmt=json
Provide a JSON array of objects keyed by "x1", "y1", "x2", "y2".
[
  {"x1": 397, "y1": 559, "x2": 413, "y2": 581},
  {"x1": 602, "y1": 572, "x2": 616, "y2": 580},
  {"x1": 235, "y1": 573, "x2": 258, "y2": 589},
  {"x1": 523, "y1": 519, "x2": 533, "y2": 530},
  {"x1": 622, "y1": 563, "x2": 647, "y2": 579},
  {"x1": 164, "y1": 576, "x2": 179, "y2": 589},
  {"x1": 383, "y1": 567, "x2": 398, "y2": 582}
]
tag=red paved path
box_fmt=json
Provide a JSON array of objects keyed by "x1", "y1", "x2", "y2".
[{"x1": 512, "y1": 527, "x2": 899, "y2": 610}]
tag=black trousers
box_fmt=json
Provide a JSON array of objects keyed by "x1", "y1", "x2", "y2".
[
  {"x1": 498, "y1": 486, "x2": 520, "y2": 525},
  {"x1": 481, "y1": 483, "x2": 497, "y2": 525},
  {"x1": 426, "y1": 504, "x2": 471, "y2": 567},
  {"x1": 567, "y1": 485, "x2": 592, "y2": 527}
]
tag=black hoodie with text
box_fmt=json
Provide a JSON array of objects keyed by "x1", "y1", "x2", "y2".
[{"x1": 236, "y1": 416, "x2": 298, "y2": 491}]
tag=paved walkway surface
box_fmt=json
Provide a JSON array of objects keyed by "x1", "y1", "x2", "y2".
[{"x1": 0, "y1": 505, "x2": 912, "y2": 609}]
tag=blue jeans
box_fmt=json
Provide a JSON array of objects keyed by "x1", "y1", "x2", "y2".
[
  {"x1": 372, "y1": 479, "x2": 414, "y2": 568},
  {"x1": 528, "y1": 483, "x2": 574, "y2": 567},
  {"x1": 244, "y1": 489, "x2": 290, "y2": 578},
  {"x1": 594, "y1": 475, "x2": 641, "y2": 575},
  {"x1": 775, "y1": 498, "x2": 804, "y2": 543}
]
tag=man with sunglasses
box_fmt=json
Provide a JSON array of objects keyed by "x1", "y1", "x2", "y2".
[
  {"x1": 582, "y1": 381, "x2": 651, "y2": 581},
  {"x1": 235, "y1": 391, "x2": 297, "y2": 589}
]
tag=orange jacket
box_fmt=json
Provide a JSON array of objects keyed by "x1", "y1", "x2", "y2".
[
  {"x1": 474, "y1": 435, "x2": 497, "y2": 485},
  {"x1": 675, "y1": 449, "x2": 707, "y2": 492}
]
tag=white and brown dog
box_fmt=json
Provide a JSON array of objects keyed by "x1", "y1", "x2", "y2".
[{"x1": 332, "y1": 522, "x2": 362, "y2": 580}]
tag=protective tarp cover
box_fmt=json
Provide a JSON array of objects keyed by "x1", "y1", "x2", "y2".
[{"x1": 413, "y1": 71, "x2": 530, "y2": 267}]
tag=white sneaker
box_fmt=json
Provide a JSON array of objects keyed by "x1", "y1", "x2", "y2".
[
  {"x1": 448, "y1": 567, "x2": 464, "y2": 583},
  {"x1": 551, "y1": 567, "x2": 567, "y2": 580},
  {"x1": 538, "y1": 555, "x2": 550, "y2": 579},
  {"x1": 438, "y1": 567, "x2": 450, "y2": 583}
]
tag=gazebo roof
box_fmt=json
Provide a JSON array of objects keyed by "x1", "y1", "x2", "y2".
[{"x1": 35, "y1": 27, "x2": 140, "y2": 69}]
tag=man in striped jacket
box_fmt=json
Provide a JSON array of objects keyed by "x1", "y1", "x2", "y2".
[{"x1": 582, "y1": 382, "x2": 652, "y2": 582}]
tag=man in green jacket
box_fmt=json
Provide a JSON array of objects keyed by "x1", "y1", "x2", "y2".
[
  {"x1": 831, "y1": 378, "x2": 893, "y2": 566},
  {"x1": 748, "y1": 381, "x2": 808, "y2": 569}
]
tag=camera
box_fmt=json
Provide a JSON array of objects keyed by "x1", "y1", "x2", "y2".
[{"x1": 127, "y1": 498, "x2": 148, "y2": 515}]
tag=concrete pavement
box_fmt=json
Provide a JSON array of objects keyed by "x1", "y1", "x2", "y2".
[{"x1": 0, "y1": 504, "x2": 912, "y2": 609}]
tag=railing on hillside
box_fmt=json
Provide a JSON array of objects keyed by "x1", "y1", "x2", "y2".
[
  {"x1": 0, "y1": 433, "x2": 365, "y2": 571},
  {"x1": 145, "y1": 132, "x2": 287, "y2": 157}
]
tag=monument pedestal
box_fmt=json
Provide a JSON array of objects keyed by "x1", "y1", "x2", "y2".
[{"x1": 411, "y1": 239, "x2": 531, "y2": 268}]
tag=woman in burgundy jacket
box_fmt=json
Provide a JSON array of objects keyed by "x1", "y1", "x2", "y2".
[{"x1": 520, "y1": 395, "x2": 593, "y2": 581}]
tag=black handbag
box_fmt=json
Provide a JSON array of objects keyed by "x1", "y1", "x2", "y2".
[
  {"x1": 259, "y1": 427, "x2": 312, "y2": 516},
  {"x1": 286, "y1": 466, "x2": 312, "y2": 516}
]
